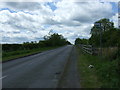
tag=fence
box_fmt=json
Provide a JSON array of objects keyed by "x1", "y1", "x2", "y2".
[{"x1": 78, "y1": 44, "x2": 98, "y2": 55}]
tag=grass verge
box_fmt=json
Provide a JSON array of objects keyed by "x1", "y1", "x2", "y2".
[
  {"x1": 76, "y1": 46, "x2": 119, "y2": 88},
  {"x1": 2, "y1": 46, "x2": 60, "y2": 62}
]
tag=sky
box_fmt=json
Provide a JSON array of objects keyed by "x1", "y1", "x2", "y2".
[{"x1": 0, "y1": 0, "x2": 119, "y2": 44}]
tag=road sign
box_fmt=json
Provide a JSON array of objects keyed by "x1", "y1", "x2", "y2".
[{"x1": 94, "y1": 22, "x2": 101, "y2": 27}]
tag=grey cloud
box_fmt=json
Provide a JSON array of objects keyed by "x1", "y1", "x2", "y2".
[
  {"x1": 2, "y1": 36, "x2": 28, "y2": 43},
  {"x1": 62, "y1": 21, "x2": 81, "y2": 26},
  {"x1": 44, "y1": 18, "x2": 61, "y2": 25},
  {"x1": 11, "y1": 24, "x2": 28, "y2": 30},
  {"x1": 72, "y1": 11, "x2": 113, "y2": 24},
  {"x1": 44, "y1": 18, "x2": 81, "y2": 27},
  {"x1": 3, "y1": 21, "x2": 28, "y2": 30},
  {"x1": 35, "y1": 37, "x2": 44, "y2": 41},
  {"x1": 5, "y1": 2, "x2": 41, "y2": 11},
  {"x1": 2, "y1": 36, "x2": 10, "y2": 42},
  {"x1": 2, "y1": 13, "x2": 39, "y2": 33},
  {"x1": 72, "y1": 16, "x2": 91, "y2": 23},
  {"x1": 13, "y1": 31, "x2": 20, "y2": 33}
]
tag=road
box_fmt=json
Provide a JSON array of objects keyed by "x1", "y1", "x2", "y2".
[
  {"x1": 58, "y1": 46, "x2": 80, "y2": 88},
  {"x1": 2, "y1": 45, "x2": 80, "y2": 88}
]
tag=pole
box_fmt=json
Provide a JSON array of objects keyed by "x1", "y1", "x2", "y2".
[{"x1": 100, "y1": 23, "x2": 102, "y2": 57}]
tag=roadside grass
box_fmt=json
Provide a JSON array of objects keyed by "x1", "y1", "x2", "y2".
[
  {"x1": 76, "y1": 47, "x2": 101, "y2": 88},
  {"x1": 76, "y1": 46, "x2": 119, "y2": 88},
  {"x1": 100, "y1": 47, "x2": 118, "y2": 61},
  {"x1": 2, "y1": 46, "x2": 60, "y2": 62}
]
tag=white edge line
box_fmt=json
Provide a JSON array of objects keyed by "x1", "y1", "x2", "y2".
[{"x1": 0, "y1": 75, "x2": 7, "y2": 80}]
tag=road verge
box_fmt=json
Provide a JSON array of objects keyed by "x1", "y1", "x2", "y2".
[{"x1": 2, "y1": 46, "x2": 61, "y2": 63}]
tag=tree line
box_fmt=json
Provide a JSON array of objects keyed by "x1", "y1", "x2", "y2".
[
  {"x1": 2, "y1": 33, "x2": 71, "y2": 52},
  {"x1": 75, "y1": 38, "x2": 89, "y2": 45},
  {"x1": 75, "y1": 18, "x2": 120, "y2": 47}
]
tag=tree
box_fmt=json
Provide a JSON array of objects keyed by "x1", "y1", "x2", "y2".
[
  {"x1": 75, "y1": 38, "x2": 88, "y2": 45},
  {"x1": 43, "y1": 33, "x2": 71, "y2": 47},
  {"x1": 89, "y1": 18, "x2": 120, "y2": 47},
  {"x1": 90, "y1": 18, "x2": 114, "y2": 35},
  {"x1": 2, "y1": 33, "x2": 71, "y2": 52}
]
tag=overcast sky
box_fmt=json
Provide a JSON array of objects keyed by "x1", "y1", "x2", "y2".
[{"x1": 0, "y1": 0, "x2": 118, "y2": 44}]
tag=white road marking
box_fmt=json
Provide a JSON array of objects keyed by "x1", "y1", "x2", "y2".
[
  {"x1": 0, "y1": 75, "x2": 7, "y2": 79},
  {"x1": 29, "y1": 62, "x2": 35, "y2": 65}
]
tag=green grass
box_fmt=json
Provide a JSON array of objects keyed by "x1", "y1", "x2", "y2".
[
  {"x1": 76, "y1": 47, "x2": 101, "y2": 88},
  {"x1": 76, "y1": 46, "x2": 119, "y2": 88},
  {"x1": 2, "y1": 46, "x2": 60, "y2": 62}
]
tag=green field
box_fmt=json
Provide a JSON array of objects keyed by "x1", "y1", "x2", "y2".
[
  {"x1": 2, "y1": 46, "x2": 60, "y2": 62},
  {"x1": 76, "y1": 46, "x2": 119, "y2": 88}
]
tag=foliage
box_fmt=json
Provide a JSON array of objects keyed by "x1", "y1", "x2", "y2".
[
  {"x1": 75, "y1": 18, "x2": 120, "y2": 88},
  {"x1": 76, "y1": 46, "x2": 119, "y2": 88},
  {"x1": 89, "y1": 18, "x2": 120, "y2": 47},
  {"x1": 75, "y1": 38, "x2": 89, "y2": 45},
  {"x1": 42, "y1": 33, "x2": 71, "y2": 46},
  {"x1": 90, "y1": 18, "x2": 114, "y2": 35},
  {"x1": 2, "y1": 46, "x2": 60, "y2": 62},
  {"x1": 76, "y1": 46, "x2": 101, "y2": 88},
  {"x1": 2, "y1": 33, "x2": 71, "y2": 61},
  {"x1": 2, "y1": 33, "x2": 71, "y2": 52}
]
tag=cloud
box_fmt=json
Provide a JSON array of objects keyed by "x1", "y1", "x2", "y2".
[
  {"x1": 54, "y1": 1, "x2": 113, "y2": 24},
  {"x1": 111, "y1": 13, "x2": 118, "y2": 28},
  {"x1": 5, "y1": 2, "x2": 41, "y2": 10},
  {"x1": 0, "y1": 0, "x2": 119, "y2": 2},
  {"x1": 0, "y1": 1, "x2": 116, "y2": 44},
  {"x1": 0, "y1": 9, "x2": 50, "y2": 43}
]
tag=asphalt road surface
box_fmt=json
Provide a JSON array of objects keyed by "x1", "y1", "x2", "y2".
[
  {"x1": 2, "y1": 45, "x2": 80, "y2": 88},
  {"x1": 58, "y1": 46, "x2": 80, "y2": 88}
]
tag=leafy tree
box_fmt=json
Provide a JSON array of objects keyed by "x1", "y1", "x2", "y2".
[
  {"x1": 90, "y1": 18, "x2": 114, "y2": 35},
  {"x1": 89, "y1": 18, "x2": 118, "y2": 47},
  {"x1": 75, "y1": 38, "x2": 88, "y2": 45},
  {"x1": 2, "y1": 33, "x2": 71, "y2": 52},
  {"x1": 43, "y1": 33, "x2": 71, "y2": 46}
]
